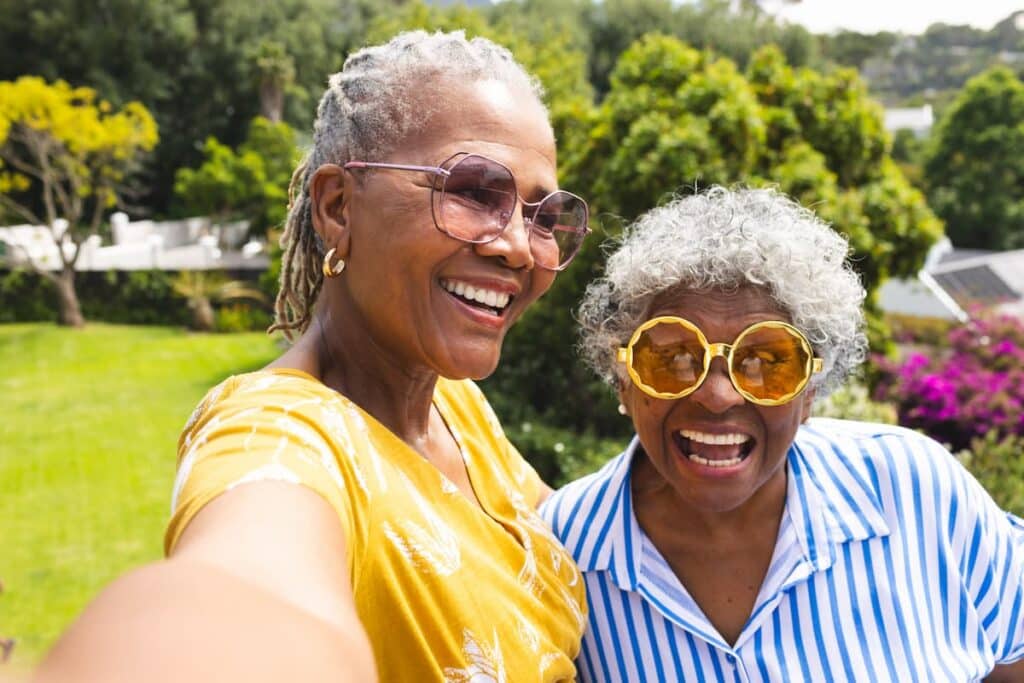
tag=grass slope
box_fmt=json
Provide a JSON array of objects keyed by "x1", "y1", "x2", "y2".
[{"x1": 0, "y1": 324, "x2": 280, "y2": 667}]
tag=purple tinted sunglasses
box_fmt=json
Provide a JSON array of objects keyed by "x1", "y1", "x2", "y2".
[{"x1": 344, "y1": 152, "x2": 590, "y2": 271}]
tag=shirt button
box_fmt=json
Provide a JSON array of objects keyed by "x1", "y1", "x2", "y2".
[{"x1": 726, "y1": 653, "x2": 737, "y2": 666}]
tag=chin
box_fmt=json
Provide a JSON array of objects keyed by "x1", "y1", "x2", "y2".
[{"x1": 439, "y1": 349, "x2": 502, "y2": 382}]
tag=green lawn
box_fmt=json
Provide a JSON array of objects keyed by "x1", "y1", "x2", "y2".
[{"x1": 0, "y1": 323, "x2": 280, "y2": 668}]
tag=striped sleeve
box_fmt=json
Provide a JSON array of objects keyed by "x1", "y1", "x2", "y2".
[
  {"x1": 892, "y1": 429, "x2": 1024, "y2": 665},
  {"x1": 981, "y1": 505, "x2": 1024, "y2": 663}
]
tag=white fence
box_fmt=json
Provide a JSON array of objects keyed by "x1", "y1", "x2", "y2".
[{"x1": 0, "y1": 213, "x2": 268, "y2": 271}]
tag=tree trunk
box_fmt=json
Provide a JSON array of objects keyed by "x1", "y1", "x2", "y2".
[
  {"x1": 259, "y1": 81, "x2": 284, "y2": 123},
  {"x1": 191, "y1": 297, "x2": 216, "y2": 332},
  {"x1": 56, "y1": 267, "x2": 85, "y2": 328}
]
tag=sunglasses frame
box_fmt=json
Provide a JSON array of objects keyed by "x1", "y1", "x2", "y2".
[
  {"x1": 616, "y1": 315, "x2": 824, "y2": 406},
  {"x1": 343, "y1": 152, "x2": 590, "y2": 271}
]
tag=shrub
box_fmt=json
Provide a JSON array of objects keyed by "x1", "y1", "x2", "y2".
[
  {"x1": 84, "y1": 270, "x2": 189, "y2": 325},
  {"x1": 215, "y1": 303, "x2": 272, "y2": 333},
  {"x1": 874, "y1": 313, "x2": 1024, "y2": 450},
  {"x1": 0, "y1": 269, "x2": 55, "y2": 322},
  {"x1": 885, "y1": 313, "x2": 954, "y2": 347},
  {"x1": 505, "y1": 420, "x2": 623, "y2": 488},
  {"x1": 957, "y1": 431, "x2": 1024, "y2": 516},
  {"x1": 813, "y1": 382, "x2": 898, "y2": 424},
  {"x1": 0, "y1": 268, "x2": 269, "y2": 330}
]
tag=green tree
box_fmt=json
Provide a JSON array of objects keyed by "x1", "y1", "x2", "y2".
[
  {"x1": 0, "y1": 77, "x2": 158, "y2": 327},
  {"x1": 924, "y1": 66, "x2": 1024, "y2": 250},
  {"x1": 0, "y1": 0, "x2": 388, "y2": 214},
  {"x1": 174, "y1": 117, "x2": 300, "y2": 236},
  {"x1": 819, "y1": 30, "x2": 898, "y2": 69},
  {"x1": 171, "y1": 270, "x2": 267, "y2": 331},
  {"x1": 577, "y1": 0, "x2": 816, "y2": 96}
]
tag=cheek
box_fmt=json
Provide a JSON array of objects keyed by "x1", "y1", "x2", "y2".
[
  {"x1": 762, "y1": 406, "x2": 804, "y2": 450},
  {"x1": 510, "y1": 270, "x2": 557, "y2": 319},
  {"x1": 529, "y1": 270, "x2": 557, "y2": 300},
  {"x1": 628, "y1": 394, "x2": 671, "y2": 439}
]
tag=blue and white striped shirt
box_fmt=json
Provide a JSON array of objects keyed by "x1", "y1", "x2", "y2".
[{"x1": 541, "y1": 419, "x2": 1024, "y2": 682}]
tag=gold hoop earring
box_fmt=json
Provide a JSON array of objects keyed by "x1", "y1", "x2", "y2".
[{"x1": 322, "y1": 247, "x2": 345, "y2": 278}]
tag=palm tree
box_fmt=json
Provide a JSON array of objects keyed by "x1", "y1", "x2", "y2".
[{"x1": 171, "y1": 270, "x2": 267, "y2": 331}]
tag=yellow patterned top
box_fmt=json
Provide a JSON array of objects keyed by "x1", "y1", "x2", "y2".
[{"x1": 166, "y1": 369, "x2": 586, "y2": 682}]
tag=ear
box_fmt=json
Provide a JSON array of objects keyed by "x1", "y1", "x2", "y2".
[
  {"x1": 614, "y1": 371, "x2": 630, "y2": 416},
  {"x1": 309, "y1": 164, "x2": 352, "y2": 258},
  {"x1": 799, "y1": 388, "x2": 816, "y2": 423}
]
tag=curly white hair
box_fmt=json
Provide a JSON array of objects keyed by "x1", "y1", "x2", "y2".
[{"x1": 577, "y1": 186, "x2": 867, "y2": 397}]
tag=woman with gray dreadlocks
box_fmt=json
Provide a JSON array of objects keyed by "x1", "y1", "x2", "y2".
[{"x1": 37, "y1": 30, "x2": 590, "y2": 683}]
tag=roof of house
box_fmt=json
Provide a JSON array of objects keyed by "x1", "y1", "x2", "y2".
[{"x1": 878, "y1": 241, "x2": 1024, "y2": 321}]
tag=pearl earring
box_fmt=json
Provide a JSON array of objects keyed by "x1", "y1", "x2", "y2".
[{"x1": 617, "y1": 403, "x2": 628, "y2": 416}]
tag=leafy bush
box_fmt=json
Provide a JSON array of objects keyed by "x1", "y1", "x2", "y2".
[
  {"x1": 874, "y1": 313, "x2": 1024, "y2": 450},
  {"x1": 173, "y1": 117, "x2": 299, "y2": 237},
  {"x1": 813, "y1": 382, "x2": 898, "y2": 424},
  {"x1": 0, "y1": 268, "x2": 269, "y2": 330},
  {"x1": 505, "y1": 420, "x2": 623, "y2": 488},
  {"x1": 0, "y1": 268, "x2": 55, "y2": 322},
  {"x1": 957, "y1": 431, "x2": 1024, "y2": 516},
  {"x1": 216, "y1": 303, "x2": 272, "y2": 333},
  {"x1": 85, "y1": 270, "x2": 189, "y2": 325},
  {"x1": 886, "y1": 313, "x2": 954, "y2": 347}
]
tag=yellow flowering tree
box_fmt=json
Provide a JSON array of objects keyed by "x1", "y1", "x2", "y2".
[{"x1": 0, "y1": 77, "x2": 158, "y2": 326}]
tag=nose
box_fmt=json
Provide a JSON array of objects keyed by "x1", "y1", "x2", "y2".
[
  {"x1": 474, "y1": 202, "x2": 535, "y2": 270},
  {"x1": 691, "y1": 356, "x2": 746, "y2": 413}
]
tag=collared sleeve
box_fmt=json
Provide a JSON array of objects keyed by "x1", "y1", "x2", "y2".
[
  {"x1": 963, "y1": 478, "x2": 1024, "y2": 665},
  {"x1": 992, "y1": 513, "x2": 1024, "y2": 663}
]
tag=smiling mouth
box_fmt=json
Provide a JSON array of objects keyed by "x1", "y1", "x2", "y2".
[
  {"x1": 673, "y1": 429, "x2": 755, "y2": 468},
  {"x1": 440, "y1": 279, "x2": 514, "y2": 317}
]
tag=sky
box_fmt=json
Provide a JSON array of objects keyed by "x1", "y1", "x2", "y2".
[{"x1": 766, "y1": 0, "x2": 1024, "y2": 34}]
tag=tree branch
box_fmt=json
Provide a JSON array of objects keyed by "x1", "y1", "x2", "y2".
[
  {"x1": 4, "y1": 128, "x2": 48, "y2": 178},
  {"x1": 0, "y1": 233, "x2": 59, "y2": 283},
  {"x1": 0, "y1": 193, "x2": 44, "y2": 225}
]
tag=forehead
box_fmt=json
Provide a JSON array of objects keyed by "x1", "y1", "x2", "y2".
[
  {"x1": 397, "y1": 78, "x2": 557, "y2": 179},
  {"x1": 647, "y1": 286, "x2": 792, "y2": 331}
]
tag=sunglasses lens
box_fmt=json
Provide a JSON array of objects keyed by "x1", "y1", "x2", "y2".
[
  {"x1": 436, "y1": 154, "x2": 589, "y2": 269},
  {"x1": 732, "y1": 326, "x2": 810, "y2": 401},
  {"x1": 438, "y1": 155, "x2": 517, "y2": 242},
  {"x1": 531, "y1": 192, "x2": 589, "y2": 270},
  {"x1": 632, "y1": 321, "x2": 705, "y2": 395}
]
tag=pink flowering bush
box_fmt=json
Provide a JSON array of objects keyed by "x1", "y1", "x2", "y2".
[{"x1": 874, "y1": 312, "x2": 1024, "y2": 451}]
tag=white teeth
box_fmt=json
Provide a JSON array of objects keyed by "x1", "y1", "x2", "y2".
[
  {"x1": 441, "y1": 279, "x2": 511, "y2": 310},
  {"x1": 688, "y1": 454, "x2": 744, "y2": 467},
  {"x1": 679, "y1": 429, "x2": 750, "y2": 446}
]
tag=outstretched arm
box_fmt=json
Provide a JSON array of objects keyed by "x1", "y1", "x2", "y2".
[{"x1": 35, "y1": 481, "x2": 376, "y2": 683}]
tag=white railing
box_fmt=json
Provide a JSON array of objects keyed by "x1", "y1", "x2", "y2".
[{"x1": 0, "y1": 212, "x2": 267, "y2": 271}]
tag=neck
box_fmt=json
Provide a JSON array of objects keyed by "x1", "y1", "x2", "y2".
[{"x1": 312, "y1": 295, "x2": 438, "y2": 444}]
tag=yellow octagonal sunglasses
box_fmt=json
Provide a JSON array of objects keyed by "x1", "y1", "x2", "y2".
[{"x1": 616, "y1": 316, "x2": 824, "y2": 406}]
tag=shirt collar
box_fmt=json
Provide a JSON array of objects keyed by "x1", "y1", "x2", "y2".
[
  {"x1": 571, "y1": 436, "x2": 642, "y2": 588},
  {"x1": 788, "y1": 423, "x2": 891, "y2": 571},
  {"x1": 573, "y1": 427, "x2": 890, "y2": 583}
]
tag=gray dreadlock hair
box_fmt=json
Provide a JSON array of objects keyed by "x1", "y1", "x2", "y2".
[{"x1": 270, "y1": 30, "x2": 547, "y2": 339}]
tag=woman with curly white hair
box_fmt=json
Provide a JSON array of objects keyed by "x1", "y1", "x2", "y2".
[{"x1": 541, "y1": 186, "x2": 1024, "y2": 681}]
